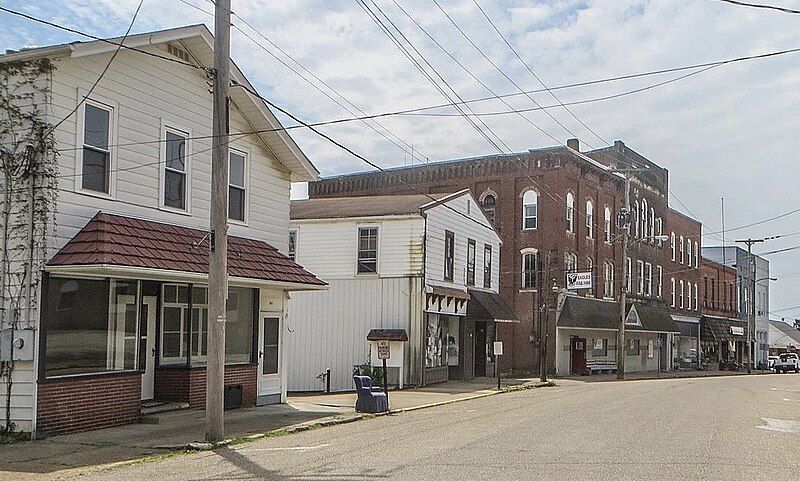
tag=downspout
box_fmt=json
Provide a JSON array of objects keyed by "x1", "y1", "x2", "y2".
[{"x1": 419, "y1": 211, "x2": 427, "y2": 387}]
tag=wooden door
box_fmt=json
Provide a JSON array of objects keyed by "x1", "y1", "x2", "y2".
[{"x1": 571, "y1": 337, "x2": 587, "y2": 375}]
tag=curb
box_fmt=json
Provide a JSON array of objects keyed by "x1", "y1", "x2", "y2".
[
  {"x1": 183, "y1": 380, "x2": 556, "y2": 451},
  {"x1": 557, "y1": 371, "x2": 773, "y2": 383}
]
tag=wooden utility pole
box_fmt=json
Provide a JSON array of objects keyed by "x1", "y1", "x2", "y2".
[
  {"x1": 735, "y1": 238, "x2": 763, "y2": 375},
  {"x1": 206, "y1": 0, "x2": 231, "y2": 442},
  {"x1": 616, "y1": 173, "x2": 630, "y2": 380},
  {"x1": 538, "y1": 252, "x2": 551, "y2": 383}
]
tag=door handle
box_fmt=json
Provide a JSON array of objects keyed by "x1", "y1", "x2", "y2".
[
  {"x1": 259, "y1": 351, "x2": 263, "y2": 358},
  {"x1": 152, "y1": 347, "x2": 157, "y2": 356}
]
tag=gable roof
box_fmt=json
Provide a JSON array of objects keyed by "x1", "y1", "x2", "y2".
[
  {"x1": 769, "y1": 320, "x2": 800, "y2": 348},
  {"x1": 0, "y1": 24, "x2": 318, "y2": 182},
  {"x1": 47, "y1": 212, "x2": 325, "y2": 288}
]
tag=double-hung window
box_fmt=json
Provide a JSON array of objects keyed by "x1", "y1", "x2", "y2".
[
  {"x1": 81, "y1": 103, "x2": 112, "y2": 193},
  {"x1": 644, "y1": 262, "x2": 652, "y2": 297},
  {"x1": 466, "y1": 239, "x2": 476, "y2": 286},
  {"x1": 671, "y1": 278, "x2": 676, "y2": 307},
  {"x1": 657, "y1": 265, "x2": 663, "y2": 298},
  {"x1": 288, "y1": 230, "x2": 297, "y2": 261},
  {"x1": 636, "y1": 260, "x2": 644, "y2": 295},
  {"x1": 604, "y1": 261, "x2": 614, "y2": 298},
  {"x1": 357, "y1": 227, "x2": 378, "y2": 273},
  {"x1": 444, "y1": 230, "x2": 455, "y2": 281},
  {"x1": 671, "y1": 232, "x2": 676, "y2": 261},
  {"x1": 680, "y1": 280, "x2": 685, "y2": 308},
  {"x1": 483, "y1": 244, "x2": 492, "y2": 288},
  {"x1": 604, "y1": 207, "x2": 612, "y2": 243},
  {"x1": 626, "y1": 257, "x2": 632, "y2": 293},
  {"x1": 679, "y1": 236, "x2": 685, "y2": 264},
  {"x1": 229, "y1": 151, "x2": 247, "y2": 222},
  {"x1": 522, "y1": 191, "x2": 538, "y2": 230},
  {"x1": 566, "y1": 193, "x2": 575, "y2": 233},
  {"x1": 586, "y1": 200, "x2": 594, "y2": 239},
  {"x1": 164, "y1": 129, "x2": 188, "y2": 210},
  {"x1": 522, "y1": 250, "x2": 537, "y2": 289}
]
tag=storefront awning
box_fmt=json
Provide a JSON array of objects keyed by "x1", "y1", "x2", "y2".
[
  {"x1": 430, "y1": 285, "x2": 470, "y2": 300},
  {"x1": 700, "y1": 316, "x2": 747, "y2": 343},
  {"x1": 557, "y1": 296, "x2": 679, "y2": 333},
  {"x1": 46, "y1": 212, "x2": 326, "y2": 289},
  {"x1": 467, "y1": 289, "x2": 518, "y2": 323}
]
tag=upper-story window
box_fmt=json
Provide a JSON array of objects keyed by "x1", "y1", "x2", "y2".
[
  {"x1": 671, "y1": 278, "x2": 676, "y2": 307},
  {"x1": 483, "y1": 244, "x2": 492, "y2": 289},
  {"x1": 522, "y1": 249, "x2": 537, "y2": 289},
  {"x1": 357, "y1": 227, "x2": 378, "y2": 273},
  {"x1": 603, "y1": 261, "x2": 614, "y2": 298},
  {"x1": 564, "y1": 252, "x2": 578, "y2": 273},
  {"x1": 649, "y1": 207, "x2": 655, "y2": 239},
  {"x1": 604, "y1": 206, "x2": 612, "y2": 243},
  {"x1": 81, "y1": 102, "x2": 112, "y2": 194},
  {"x1": 695, "y1": 283, "x2": 699, "y2": 311},
  {"x1": 444, "y1": 230, "x2": 455, "y2": 281},
  {"x1": 566, "y1": 192, "x2": 575, "y2": 233},
  {"x1": 694, "y1": 241, "x2": 699, "y2": 268},
  {"x1": 656, "y1": 218, "x2": 663, "y2": 247},
  {"x1": 482, "y1": 194, "x2": 496, "y2": 225},
  {"x1": 679, "y1": 279, "x2": 685, "y2": 308},
  {"x1": 644, "y1": 262, "x2": 652, "y2": 297},
  {"x1": 671, "y1": 232, "x2": 676, "y2": 261},
  {"x1": 229, "y1": 151, "x2": 247, "y2": 222},
  {"x1": 636, "y1": 260, "x2": 644, "y2": 295},
  {"x1": 585, "y1": 200, "x2": 594, "y2": 239},
  {"x1": 164, "y1": 129, "x2": 188, "y2": 210},
  {"x1": 522, "y1": 190, "x2": 538, "y2": 230},
  {"x1": 656, "y1": 265, "x2": 663, "y2": 298},
  {"x1": 288, "y1": 230, "x2": 297, "y2": 261},
  {"x1": 641, "y1": 199, "x2": 648, "y2": 239},
  {"x1": 686, "y1": 238, "x2": 692, "y2": 267},
  {"x1": 626, "y1": 257, "x2": 632, "y2": 293},
  {"x1": 466, "y1": 239, "x2": 476, "y2": 286},
  {"x1": 633, "y1": 200, "x2": 640, "y2": 238},
  {"x1": 679, "y1": 235, "x2": 685, "y2": 264}
]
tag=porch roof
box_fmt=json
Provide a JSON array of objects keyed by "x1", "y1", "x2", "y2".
[
  {"x1": 557, "y1": 296, "x2": 679, "y2": 333},
  {"x1": 47, "y1": 212, "x2": 326, "y2": 288}
]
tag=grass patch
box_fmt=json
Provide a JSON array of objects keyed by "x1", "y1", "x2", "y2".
[{"x1": 0, "y1": 430, "x2": 30, "y2": 445}]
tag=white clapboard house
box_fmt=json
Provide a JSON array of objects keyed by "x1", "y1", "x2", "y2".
[
  {"x1": 287, "y1": 190, "x2": 516, "y2": 392},
  {"x1": 0, "y1": 25, "x2": 326, "y2": 437}
]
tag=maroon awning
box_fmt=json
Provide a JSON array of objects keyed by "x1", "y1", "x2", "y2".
[{"x1": 47, "y1": 212, "x2": 325, "y2": 287}]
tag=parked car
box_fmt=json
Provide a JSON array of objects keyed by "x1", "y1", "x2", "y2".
[
  {"x1": 769, "y1": 356, "x2": 779, "y2": 370},
  {"x1": 773, "y1": 353, "x2": 800, "y2": 373}
]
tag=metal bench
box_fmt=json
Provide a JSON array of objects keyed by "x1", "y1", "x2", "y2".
[{"x1": 586, "y1": 359, "x2": 616, "y2": 374}]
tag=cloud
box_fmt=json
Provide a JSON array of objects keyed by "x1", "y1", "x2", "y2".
[{"x1": 2, "y1": 0, "x2": 798, "y2": 316}]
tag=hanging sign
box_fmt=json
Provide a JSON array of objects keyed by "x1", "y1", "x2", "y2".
[
  {"x1": 566, "y1": 272, "x2": 592, "y2": 290},
  {"x1": 730, "y1": 326, "x2": 745, "y2": 336}
]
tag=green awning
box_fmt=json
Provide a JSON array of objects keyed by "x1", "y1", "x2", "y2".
[{"x1": 557, "y1": 296, "x2": 679, "y2": 333}]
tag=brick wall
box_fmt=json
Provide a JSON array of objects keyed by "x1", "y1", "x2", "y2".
[
  {"x1": 154, "y1": 364, "x2": 257, "y2": 408},
  {"x1": 667, "y1": 209, "x2": 703, "y2": 315},
  {"x1": 37, "y1": 372, "x2": 141, "y2": 436}
]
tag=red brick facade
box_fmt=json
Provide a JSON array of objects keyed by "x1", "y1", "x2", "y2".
[
  {"x1": 666, "y1": 209, "x2": 702, "y2": 315},
  {"x1": 37, "y1": 372, "x2": 141, "y2": 436},
  {"x1": 701, "y1": 257, "x2": 739, "y2": 318},
  {"x1": 154, "y1": 364, "x2": 257, "y2": 408}
]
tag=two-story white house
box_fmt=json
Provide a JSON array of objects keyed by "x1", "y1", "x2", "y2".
[
  {"x1": 286, "y1": 190, "x2": 516, "y2": 392},
  {"x1": 0, "y1": 25, "x2": 325, "y2": 437}
]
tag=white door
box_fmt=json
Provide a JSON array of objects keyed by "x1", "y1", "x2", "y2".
[
  {"x1": 257, "y1": 315, "x2": 282, "y2": 404},
  {"x1": 141, "y1": 296, "x2": 158, "y2": 400}
]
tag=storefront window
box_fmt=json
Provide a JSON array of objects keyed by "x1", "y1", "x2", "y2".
[
  {"x1": 43, "y1": 278, "x2": 139, "y2": 377},
  {"x1": 226, "y1": 287, "x2": 255, "y2": 364},
  {"x1": 426, "y1": 314, "x2": 443, "y2": 368},
  {"x1": 592, "y1": 338, "x2": 608, "y2": 357},
  {"x1": 445, "y1": 317, "x2": 459, "y2": 367}
]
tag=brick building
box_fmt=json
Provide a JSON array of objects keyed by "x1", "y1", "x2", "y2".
[
  {"x1": 666, "y1": 209, "x2": 702, "y2": 368},
  {"x1": 308, "y1": 140, "x2": 679, "y2": 375},
  {"x1": 699, "y1": 256, "x2": 746, "y2": 369}
]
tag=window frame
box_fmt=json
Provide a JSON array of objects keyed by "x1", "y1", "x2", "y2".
[
  {"x1": 671, "y1": 232, "x2": 676, "y2": 261},
  {"x1": 604, "y1": 206, "x2": 612, "y2": 243},
  {"x1": 656, "y1": 265, "x2": 663, "y2": 298},
  {"x1": 466, "y1": 239, "x2": 476, "y2": 286},
  {"x1": 444, "y1": 230, "x2": 455, "y2": 281},
  {"x1": 483, "y1": 244, "x2": 492, "y2": 289},
  {"x1": 160, "y1": 122, "x2": 192, "y2": 213},
  {"x1": 679, "y1": 235, "x2": 685, "y2": 264},
  {"x1": 228, "y1": 148, "x2": 250, "y2": 224},
  {"x1": 521, "y1": 249, "x2": 538, "y2": 290},
  {"x1": 636, "y1": 260, "x2": 644, "y2": 295},
  {"x1": 522, "y1": 190, "x2": 538, "y2": 230},
  {"x1": 481, "y1": 193, "x2": 497, "y2": 225},
  {"x1": 76, "y1": 97, "x2": 117, "y2": 198},
  {"x1": 566, "y1": 192, "x2": 575, "y2": 233},
  {"x1": 680, "y1": 279, "x2": 685, "y2": 309},
  {"x1": 585, "y1": 199, "x2": 594, "y2": 239},
  {"x1": 644, "y1": 262, "x2": 652, "y2": 297},
  {"x1": 356, "y1": 226, "x2": 379, "y2": 274},
  {"x1": 671, "y1": 278, "x2": 676, "y2": 307}
]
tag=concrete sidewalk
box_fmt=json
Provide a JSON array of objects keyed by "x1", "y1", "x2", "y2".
[{"x1": 0, "y1": 377, "x2": 533, "y2": 479}]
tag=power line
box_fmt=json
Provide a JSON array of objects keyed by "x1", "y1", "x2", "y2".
[
  {"x1": 712, "y1": 0, "x2": 800, "y2": 14},
  {"x1": 45, "y1": 0, "x2": 145, "y2": 136},
  {"x1": 759, "y1": 244, "x2": 800, "y2": 256}
]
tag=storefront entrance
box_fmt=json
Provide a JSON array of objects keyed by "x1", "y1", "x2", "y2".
[
  {"x1": 571, "y1": 337, "x2": 587, "y2": 375},
  {"x1": 474, "y1": 321, "x2": 487, "y2": 377}
]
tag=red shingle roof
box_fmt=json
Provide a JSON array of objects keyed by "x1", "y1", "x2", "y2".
[{"x1": 48, "y1": 213, "x2": 325, "y2": 287}]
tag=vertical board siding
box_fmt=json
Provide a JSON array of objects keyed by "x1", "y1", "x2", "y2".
[{"x1": 287, "y1": 277, "x2": 417, "y2": 392}]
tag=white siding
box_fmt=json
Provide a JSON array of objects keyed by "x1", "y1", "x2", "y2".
[
  {"x1": 0, "y1": 360, "x2": 35, "y2": 432},
  {"x1": 47, "y1": 46, "x2": 293, "y2": 259},
  {"x1": 291, "y1": 216, "x2": 425, "y2": 279},
  {"x1": 424, "y1": 194, "x2": 501, "y2": 292},
  {"x1": 286, "y1": 277, "x2": 422, "y2": 391}
]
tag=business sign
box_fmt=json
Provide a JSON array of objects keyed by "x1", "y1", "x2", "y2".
[
  {"x1": 730, "y1": 326, "x2": 745, "y2": 336},
  {"x1": 566, "y1": 271, "x2": 592, "y2": 290},
  {"x1": 493, "y1": 341, "x2": 503, "y2": 356},
  {"x1": 377, "y1": 340, "x2": 391, "y2": 360}
]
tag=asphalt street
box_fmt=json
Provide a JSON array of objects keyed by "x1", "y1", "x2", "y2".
[{"x1": 49, "y1": 374, "x2": 800, "y2": 480}]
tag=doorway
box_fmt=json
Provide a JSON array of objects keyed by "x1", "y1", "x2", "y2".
[
  {"x1": 140, "y1": 296, "x2": 157, "y2": 400},
  {"x1": 570, "y1": 337, "x2": 587, "y2": 375},
  {"x1": 474, "y1": 321, "x2": 487, "y2": 377}
]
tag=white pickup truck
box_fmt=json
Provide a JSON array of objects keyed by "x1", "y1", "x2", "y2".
[{"x1": 773, "y1": 353, "x2": 800, "y2": 373}]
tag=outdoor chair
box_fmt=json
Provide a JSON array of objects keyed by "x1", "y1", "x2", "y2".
[{"x1": 353, "y1": 375, "x2": 388, "y2": 413}]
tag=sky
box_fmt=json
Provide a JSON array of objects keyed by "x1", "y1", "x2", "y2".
[{"x1": 2, "y1": 0, "x2": 799, "y2": 320}]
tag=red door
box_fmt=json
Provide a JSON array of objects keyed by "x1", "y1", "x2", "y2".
[{"x1": 571, "y1": 337, "x2": 587, "y2": 375}]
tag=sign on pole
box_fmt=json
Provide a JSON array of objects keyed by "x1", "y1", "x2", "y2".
[
  {"x1": 377, "y1": 340, "x2": 391, "y2": 360},
  {"x1": 493, "y1": 341, "x2": 503, "y2": 356},
  {"x1": 566, "y1": 272, "x2": 592, "y2": 290},
  {"x1": 493, "y1": 341, "x2": 503, "y2": 389}
]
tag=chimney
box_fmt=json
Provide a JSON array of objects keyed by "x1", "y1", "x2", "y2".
[{"x1": 566, "y1": 138, "x2": 579, "y2": 151}]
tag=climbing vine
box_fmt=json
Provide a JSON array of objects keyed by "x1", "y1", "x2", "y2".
[{"x1": 0, "y1": 58, "x2": 58, "y2": 433}]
